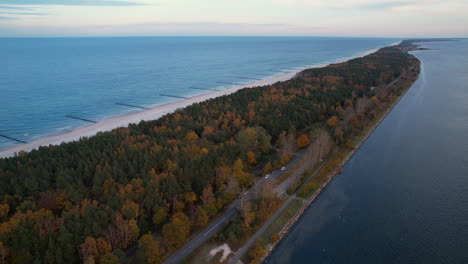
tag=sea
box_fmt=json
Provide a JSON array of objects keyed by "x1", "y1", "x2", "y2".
[
  {"x1": 267, "y1": 39, "x2": 468, "y2": 263},
  {"x1": 0, "y1": 37, "x2": 399, "y2": 149}
]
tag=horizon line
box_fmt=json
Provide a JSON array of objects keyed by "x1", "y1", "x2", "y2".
[{"x1": 0, "y1": 35, "x2": 465, "y2": 39}]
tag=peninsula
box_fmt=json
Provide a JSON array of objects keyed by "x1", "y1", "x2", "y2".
[{"x1": 0, "y1": 41, "x2": 421, "y2": 264}]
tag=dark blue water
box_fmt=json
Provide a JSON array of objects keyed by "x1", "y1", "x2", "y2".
[
  {"x1": 267, "y1": 40, "x2": 468, "y2": 263},
  {"x1": 0, "y1": 37, "x2": 398, "y2": 148}
]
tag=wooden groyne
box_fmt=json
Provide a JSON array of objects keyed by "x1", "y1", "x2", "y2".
[
  {"x1": 0, "y1": 134, "x2": 27, "y2": 144},
  {"x1": 188, "y1": 86, "x2": 218, "y2": 91},
  {"x1": 216, "y1": 81, "x2": 242, "y2": 85},
  {"x1": 160, "y1": 94, "x2": 189, "y2": 99},
  {"x1": 255, "y1": 73, "x2": 272, "y2": 76},
  {"x1": 115, "y1": 103, "x2": 150, "y2": 110},
  {"x1": 234, "y1": 76, "x2": 261, "y2": 80},
  {"x1": 65, "y1": 116, "x2": 97, "y2": 123}
]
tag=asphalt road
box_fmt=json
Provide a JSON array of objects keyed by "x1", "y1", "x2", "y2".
[
  {"x1": 162, "y1": 151, "x2": 307, "y2": 264},
  {"x1": 228, "y1": 148, "x2": 338, "y2": 264},
  {"x1": 162, "y1": 201, "x2": 239, "y2": 264}
]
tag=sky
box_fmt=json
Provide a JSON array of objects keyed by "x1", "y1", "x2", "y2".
[{"x1": 0, "y1": 0, "x2": 466, "y2": 37}]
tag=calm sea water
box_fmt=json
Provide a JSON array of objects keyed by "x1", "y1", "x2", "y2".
[
  {"x1": 0, "y1": 37, "x2": 398, "y2": 149},
  {"x1": 268, "y1": 39, "x2": 468, "y2": 263}
]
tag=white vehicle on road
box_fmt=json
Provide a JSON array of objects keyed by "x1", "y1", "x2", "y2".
[
  {"x1": 264, "y1": 174, "x2": 270, "y2": 179},
  {"x1": 281, "y1": 167, "x2": 286, "y2": 171}
]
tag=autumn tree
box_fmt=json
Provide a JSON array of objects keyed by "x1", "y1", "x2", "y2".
[
  {"x1": 185, "y1": 131, "x2": 199, "y2": 142},
  {"x1": 96, "y1": 237, "x2": 112, "y2": 257},
  {"x1": 201, "y1": 185, "x2": 216, "y2": 215},
  {"x1": 263, "y1": 162, "x2": 273, "y2": 174},
  {"x1": 233, "y1": 158, "x2": 252, "y2": 187},
  {"x1": 275, "y1": 131, "x2": 287, "y2": 148},
  {"x1": 183, "y1": 192, "x2": 197, "y2": 209},
  {"x1": 241, "y1": 202, "x2": 255, "y2": 230},
  {"x1": 326, "y1": 116, "x2": 339, "y2": 128},
  {"x1": 236, "y1": 127, "x2": 271, "y2": 154},
  {"x1": 138, "y1": 233, "x2": 163, "y2": 264},
  {"x1": 0, "y1": 204, "x2": 9, "y2": 220},
  {"x1": 98, "y1": 252, "x2": 120, "y2": 264},
  {"x1": 193, "y1": 207, "x2": 209, "y2": 228},
  {"x1": 121, "y1": 200, "x2": 139, "y2": 220},
  {"x1": 296, "y1": 134, "x2": 311, "y2": 149},
  {"x1": 215, "y1": 166, "x2": 230, "y2": 191},
  {"x1": 79, "y1": 237, "x2": 98, "y2": 264},
  {"x1": 128, "y1": 219, "x2": 140, "y2": 242},
  {"x1": 37, "y1": 190, "x2": 68, "y2": 214},
  {"x1": 246, "y1": 151, "x2": 257, "y2": 165},
  {"x1": 202, "y1": 125, "x2": 215, "y2": 136},
  {"x1": 162, "y1": 212, "x2": 190, "y2": 250},
  {"x1": 104, "y1": 214, "x2": 131, "y2": 250},
  {"x1": 152, "y1": 207, "x2": 167, "y2": 226}
]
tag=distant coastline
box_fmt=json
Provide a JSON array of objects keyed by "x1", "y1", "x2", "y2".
[{"x1": 0, "y1": 46, "x2": 390, "y2": 159}]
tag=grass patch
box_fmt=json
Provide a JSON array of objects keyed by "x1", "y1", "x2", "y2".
[
  {"x1": 257, "y1": 199, "x2": 304, "y2": 247},
  {"x1": 297, "y1": 148, "x2": 350, "y2": 199}
]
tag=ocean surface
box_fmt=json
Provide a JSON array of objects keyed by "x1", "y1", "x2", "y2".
[
  {"x1": 268, "y1": 39, "x2": 468, "y2": 263},
  {"x1": 0, "y1": 37, "x2": 398, "y2": 149}
]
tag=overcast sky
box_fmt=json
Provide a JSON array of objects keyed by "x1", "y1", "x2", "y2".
[{"x1": 0, "y1": 0, "x2": 466, "y2": 37}]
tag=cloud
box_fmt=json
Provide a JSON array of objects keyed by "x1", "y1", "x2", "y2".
[
  {"x1": 272, "y1": 0, "x2": 296, "y2": 5},
  {"x1": 0, "y1": 20, "x2": 323, "y2": 37},
  {"x1": 360, "y1": 1, "x2": 414, "y2": 9},
  {"x1": 0, "y1": 5, "x2": 32, "y2": 10},
  {"x1": 0, "y1": 0, "x2": 145, "y2": 19},
  {"x1": 0, "y1": 0, "x2": 144, "y2": 6},
  {"x1": 0, "y1": 11, "x2": 46, "y2": 15},
  {"x1": 268, "y1": 0, "x2": 444, "y2": 10}
]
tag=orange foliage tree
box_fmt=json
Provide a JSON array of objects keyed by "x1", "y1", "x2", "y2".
[
  {"x1": 326, "y1": 116, "x2": 339, "y2": 128},
  {"x1": 296, "y1": 134, "x2": 311, "y2": 149},
  {"x1": 138, "y1": 233, "x2": 163, "y2": 264},
  {"x1": 162, "y1": 212, "x2": 190, "y2": 250}
]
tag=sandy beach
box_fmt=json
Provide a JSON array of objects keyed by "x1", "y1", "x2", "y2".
[{"x1": 0, "y1": 48, "x2": 383, "y2": 159}]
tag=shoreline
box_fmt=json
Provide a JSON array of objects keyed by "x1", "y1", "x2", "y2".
[
  {"x1": 0, "y1": 46, "x2": 387, "y2": 159},
  {"x1": 257, "y1": 57, "x2": 421, "y2": 263}
]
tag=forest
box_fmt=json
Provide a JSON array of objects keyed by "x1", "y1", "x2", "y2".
[{"x1": 0, "y1": 45, "x2": 418, "y2": 264}]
